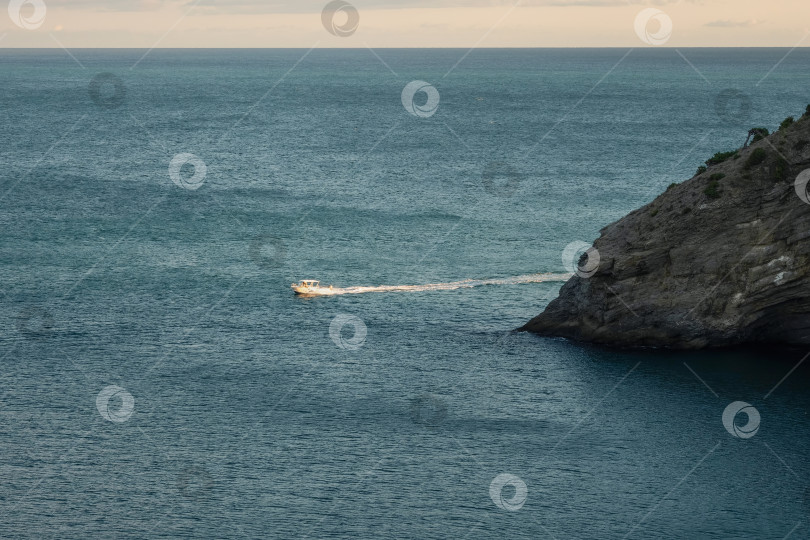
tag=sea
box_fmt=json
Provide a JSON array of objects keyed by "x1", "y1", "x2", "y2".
[{"x1": 1, "y1": 48, "x2": 809, "y2": 539}]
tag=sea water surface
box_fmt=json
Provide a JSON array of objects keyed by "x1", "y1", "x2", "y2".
[{"x1": 1, "y1": 48, "x2": 809, "y2": 539}]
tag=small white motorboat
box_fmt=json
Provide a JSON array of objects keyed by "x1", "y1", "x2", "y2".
[{"x1": 291, "y1": 279, "x2": 334, "y2": 296}]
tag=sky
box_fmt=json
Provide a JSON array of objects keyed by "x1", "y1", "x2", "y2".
[{"x1": 2, "y1": 0, "x2": 809, "y2": 48}]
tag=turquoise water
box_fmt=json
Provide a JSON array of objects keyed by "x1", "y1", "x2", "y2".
[{"x1": 1, "y1": 48, "x2": 809, "y2": 538}]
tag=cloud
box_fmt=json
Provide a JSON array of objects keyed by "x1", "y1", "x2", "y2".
[
  {"x1": 705, "y1": 19, "x2": 762, "y2": 28},
  {"x1": 542, "y1": 0, "x2": 636, "y2": 5},
  {"x1": 46, "y1": 0, "x2": 169, "y2": 11},
  {"x1": 184, "y1": 0, "x2": 694, "y2": 14},
  {"x1": 42, "y1": 0, "x2": 697, "y2": 14}
]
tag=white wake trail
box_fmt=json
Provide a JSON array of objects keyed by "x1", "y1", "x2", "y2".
[{"x1": 309, "y1": 273, "x2": 573, "y2": 296}]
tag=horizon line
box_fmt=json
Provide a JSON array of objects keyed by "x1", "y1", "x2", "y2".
[{"x1": 3, "y1": 46, "x2": 810, "y2": 50}]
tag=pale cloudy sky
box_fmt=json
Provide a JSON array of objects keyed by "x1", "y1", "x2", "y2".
[{"x1": 3, "y1": 0, "x2": 809, "y2": 47}]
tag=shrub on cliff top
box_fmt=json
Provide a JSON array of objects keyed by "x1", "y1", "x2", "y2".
[
  {"x1": 805, "y1": 104, "x2": 810, "y2": 117},
  {"x1": 706, "y1": 150, "x2": 738, "y2": 166},
  {"x1": 780, "y1": 116, "x2": 795, "y2": 130},
  {"x1": 773, "y1": 157, "x2": 790, "y2": 182},
  {"x1": 745, "y1": 148, "x2": 767, "y2": 169},
  {"x1": 696, "y1": 165, "x2": 707, "y2": 175},
  {"x1": 751, "y1": 127, "x2": 769, "y2": 143},
  {"x1": 704, "y1": 181, "x2": 721, "y2": 199}
]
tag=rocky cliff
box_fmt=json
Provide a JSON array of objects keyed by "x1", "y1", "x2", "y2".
[{"x1": 521, "y1": 107, "x2": 810, "y2": 348}]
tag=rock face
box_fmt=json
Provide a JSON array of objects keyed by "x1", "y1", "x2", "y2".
[{"x1": 521, "y1": 111, "x2": 810, "y2": 349}]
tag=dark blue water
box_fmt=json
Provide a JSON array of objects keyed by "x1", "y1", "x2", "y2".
[{"x1": 1, "y1": 48, "x2": 809, "y2": 539}]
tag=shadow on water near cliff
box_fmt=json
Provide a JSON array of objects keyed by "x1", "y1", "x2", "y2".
[{"x1": 521, "y1": 332, "x2": 810, "y2": 395}]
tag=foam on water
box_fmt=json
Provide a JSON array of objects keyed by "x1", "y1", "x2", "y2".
[{"x1": 297, "y1": 272, "x2": 573, "y2": 296}]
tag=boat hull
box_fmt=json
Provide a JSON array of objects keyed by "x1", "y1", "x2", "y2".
[{"x1": 292, "y1": 286, "x2": 333, "y2": 296}]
